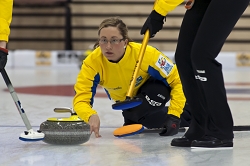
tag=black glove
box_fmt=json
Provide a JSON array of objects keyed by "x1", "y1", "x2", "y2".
[
  {"x1": 159, "y1": 114, "x2": 180, "y2": 136},
  {"x1": 140, "y1": 10, "x2": 165, "y2": 38},
  {"x1": 0, "y1": 47, "x2": 8, "y2": 71}
]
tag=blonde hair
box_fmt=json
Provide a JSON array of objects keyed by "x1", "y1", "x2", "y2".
[{"x1": 93, "y1": 17, "x2": 133, "y2": 49}]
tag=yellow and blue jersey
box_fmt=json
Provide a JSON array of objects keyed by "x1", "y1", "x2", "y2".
[{"x1": 73, "y1": 42, "x2": 186, "y2": 122}]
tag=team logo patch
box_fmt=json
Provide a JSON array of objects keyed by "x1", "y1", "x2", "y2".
[{"x1": 156, "y1": 55, "x2": 174, "y2": 76}]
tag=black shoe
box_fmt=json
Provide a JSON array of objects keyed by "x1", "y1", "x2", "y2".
[
  {"x1": 159, "y1": 114, "x2": 180, "y2": 136},
  {"x1": 191, "y1": 135, "x2": 233, "y2": 149},
  {"x1": 171, "y1": 136, "x2": 193, "y2": 147}
]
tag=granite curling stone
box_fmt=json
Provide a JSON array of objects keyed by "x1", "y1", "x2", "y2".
[{"x1": 39, "y1": 107, "x2": 91, "y2": 145}]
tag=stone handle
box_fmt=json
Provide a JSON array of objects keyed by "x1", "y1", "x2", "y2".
[{"x1": 54, "y1": 107, "x2": 74, "y2": 114}]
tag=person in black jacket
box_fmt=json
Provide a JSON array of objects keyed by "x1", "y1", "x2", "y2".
[{"x1": 141, "y1": 0, "x2": 249, "y2": 148}]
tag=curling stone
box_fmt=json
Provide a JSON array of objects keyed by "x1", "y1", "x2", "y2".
[{"x1": 39, "y1": 107, "x2": 91, "y2": 145}]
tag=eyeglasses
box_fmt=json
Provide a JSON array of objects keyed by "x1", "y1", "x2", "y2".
[{"x1": 99, "y1": 38, "x2": 124, "y2": 45}]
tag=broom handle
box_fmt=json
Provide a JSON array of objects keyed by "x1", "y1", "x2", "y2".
[
  {"x1": 1, "y1": 68, "x2": 32, "y2": 130},
  {"x1": 126, "y1": 30, "x2": 150, "y2": 98}
]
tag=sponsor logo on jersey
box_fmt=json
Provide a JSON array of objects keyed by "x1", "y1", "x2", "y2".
[
  {"x1": 107, "y1": 86, "x2": 122, "y2": 90},
  {"x1": 156, "y1": 55, "x2": 174, "y2": 76}
]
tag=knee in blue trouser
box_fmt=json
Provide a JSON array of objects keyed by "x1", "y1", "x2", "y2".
[{"x1": 122, "y1": 78, "x2": 171, "y2": 125}]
